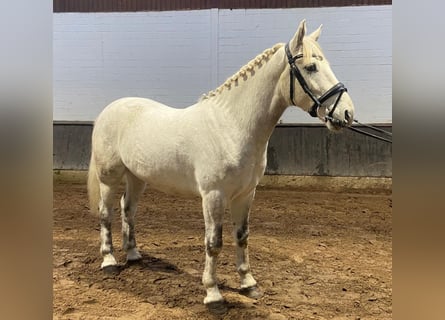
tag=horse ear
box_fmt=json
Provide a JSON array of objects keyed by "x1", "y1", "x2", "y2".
[
  {"x1": 290, "y1": 19, "x2": 306, "y2": 50},
  {"x1": 309, "y1": 24, "x2": 323, "y2": 41}
]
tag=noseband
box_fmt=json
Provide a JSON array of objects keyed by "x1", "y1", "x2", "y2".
[{"x1": 285, "y1": 43, "x2": 347, "y2": 121}]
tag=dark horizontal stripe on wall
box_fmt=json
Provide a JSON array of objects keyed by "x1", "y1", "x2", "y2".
[
  {"x1": 54, "y1": 0, "x2": 392, "y2": 13},
  {"x1": 53, "y1": 122, "x2": 392, "y2": 177}
]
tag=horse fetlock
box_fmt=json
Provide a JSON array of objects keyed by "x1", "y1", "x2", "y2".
[
  {"x1": 237, "y1": 262, "x2": 251, "y2": 275},
  {"x1": 202, "y1": 270, "x2": 218, "y2": 288}
]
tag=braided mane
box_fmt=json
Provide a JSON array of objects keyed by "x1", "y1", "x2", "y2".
[{"x1": 200, "y1": 43, "x2": 284, "y2": 101}]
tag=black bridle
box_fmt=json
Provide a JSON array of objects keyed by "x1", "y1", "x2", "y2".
[
  {"x1": 284, "y1": 43, "x2": 392, "y2": 144},
  {"x1": 285, "y1": 43, "x2": 348, "y2": 122}
]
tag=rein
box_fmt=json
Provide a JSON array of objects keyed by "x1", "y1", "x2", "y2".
[
  {"x1": 344, "y1": 118, "x2": 392, "y2": 144},
  {"x1": 285, "y1": 43, "x2": 392, "y2": 144}
]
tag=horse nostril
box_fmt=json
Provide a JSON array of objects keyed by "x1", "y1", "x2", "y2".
[{"x1": 345, "y1": 110, "x2": 351, "y2": 121}]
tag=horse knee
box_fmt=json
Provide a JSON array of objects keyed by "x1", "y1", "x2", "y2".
[
  {"x1": 204, "y1": 234, "x2": 223, "y2": 256},
  {"x1": 236, "y1": 225, "x2": 249, "y2": 248},
  {"x1": 206, "y1": 231, "x2": 223, "y2": 256},
  {"x1": 206, "y1": 240, "x2": 222, "y2": 256}
]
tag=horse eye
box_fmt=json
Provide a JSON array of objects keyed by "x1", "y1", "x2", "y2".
[{"x1": 304, "y1": 63, "x2": 317, "y2": 73}]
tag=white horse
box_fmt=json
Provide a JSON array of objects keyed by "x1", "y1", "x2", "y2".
[{"x1": 88, "y1": 20, "x2": 354, "y2": 312}]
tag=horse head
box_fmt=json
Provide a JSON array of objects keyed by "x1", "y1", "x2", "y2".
[{"x1": 284, "y1": 19, "x2": 355, "y2": 131}]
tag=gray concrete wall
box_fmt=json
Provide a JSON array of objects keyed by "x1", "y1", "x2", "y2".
[
  {"x1": 53, "y1": 123, "x2": 392, "y2": 177},
  {"x1": 53, "y1": 123, "x2": 93, "y2": 170}
]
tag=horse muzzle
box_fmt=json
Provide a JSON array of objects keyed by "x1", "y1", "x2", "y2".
[{"x1": 325, "y1": 109, "x2": 354, "y2": 130}]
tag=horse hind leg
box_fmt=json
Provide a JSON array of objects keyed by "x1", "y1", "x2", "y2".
[
  {"x1": 98, "y1": 180, "x2": 122, "y2": 273},
  {"x1": 93, "y1": 158, "x2": 126, "y2": 274},
  {"x1": 120, "y1": 172, "x2": 146, "y2": 264}
]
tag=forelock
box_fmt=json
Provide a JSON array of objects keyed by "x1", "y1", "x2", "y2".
[{"x1": 302, "y1": 37, "x2": 323, "y2": 64}]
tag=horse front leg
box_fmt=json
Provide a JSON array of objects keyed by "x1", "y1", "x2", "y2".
[
  {"x1": 201, "y1": 190, "x2": 226, "y2": 312},
  {"x1": 231, "y1": 189, "x2": 262, "y2": 299}
]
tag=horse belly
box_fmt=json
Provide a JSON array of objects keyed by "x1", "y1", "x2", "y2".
[
  {"x1": 146, "y1": 171, "x2": 199, "y2": 197},
  {"x1": 123, "y1": 151, "x2": 200, "y2": 197}
]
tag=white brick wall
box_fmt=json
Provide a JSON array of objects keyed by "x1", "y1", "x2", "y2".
[{"x1": 54, "y1": 6, "x2": 392, "y2": 123}]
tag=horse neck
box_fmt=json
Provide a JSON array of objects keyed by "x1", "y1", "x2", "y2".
[{"x1": 209, "y1": 48, "x2": 288, "y2": 147}]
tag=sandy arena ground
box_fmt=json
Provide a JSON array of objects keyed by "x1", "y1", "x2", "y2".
[{"x1": 53, "y1": 175, "x2": 391, "y2": 319}]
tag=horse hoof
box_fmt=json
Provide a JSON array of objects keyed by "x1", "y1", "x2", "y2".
[
  {"x1": 206, "y1": 301, "x2": 228, "y2": 315},
  {"x1": 102, "y1": 265, "x2": 120, "y2": 275},
  {"x1": 240, "y1": 285, "x2": 263, "y2": 299}
]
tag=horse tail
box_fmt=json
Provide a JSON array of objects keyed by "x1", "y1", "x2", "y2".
[{"x1": 87, "y1": 151, "x2": 100, "y2": 215}]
